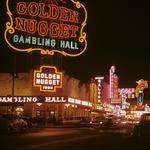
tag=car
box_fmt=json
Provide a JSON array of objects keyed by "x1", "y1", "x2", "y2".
[
  {"x1": 92, "y1": 117, "x2": 118, "y2": 130},
  {"x1": 76, "y1": 116, "x2": 92, "y2": 127},
  {"x1": 131, "y1": 113, "x2": 150, "y2": 140},
  {"x1": 99, "y1": 118, "x2": 116, "y2": 129},
  {"x1": 90, "y1": 116, "x2": 105, "y2": 128},
  {"x1": 0, "y1": 114, "x2": 28, "y2": 133},
  {"x1": 62, "y1": 116, "x2": 91, "y2": 127}
]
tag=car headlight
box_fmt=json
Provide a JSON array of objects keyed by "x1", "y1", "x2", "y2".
[
  {"x1": 121, "y1": 121, "x2": 127, "y2": 124},
  {"x1": 99, "y1": 121, "x2": 103, "y2": 124}
]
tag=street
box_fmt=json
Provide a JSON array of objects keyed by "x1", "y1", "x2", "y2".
[{"x1": 1, "y1": 127, "x2": 149, "y2": 150}]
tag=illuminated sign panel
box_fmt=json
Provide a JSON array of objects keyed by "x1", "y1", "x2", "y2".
[
  {"x1": 0, "y1": 96, "x2": 67, "y2": 103},
  {"x1": 68, "y1": 98, "x2": 91, "y2": 107},
  {"x1": 0, "y1": 96, "x2": 92, "y2": 108},
  {"x1": 5, "y1": 0, "x2": 87, "y2": 56},
  {"x1": 113, "y1": 75, "x2": 119, "y2": 99},
  {"x1": 119, "y1": 88, "x2": 135, "y2": 99},
  {"x1": 135, "y1": 79, "x2": 148, "y2": 106},
  {"x1": 109, "y1": 66, "x2": 115, "y2": 99},
  {"x1": 34, "y1": 66, "x2": 62, "y2": 92},
  {"x1": 94, "y1": 77, "x2": 104, "y2": 103},
  {"x1": 109, "y1": 66, "x2": 120, "y2": 104}
]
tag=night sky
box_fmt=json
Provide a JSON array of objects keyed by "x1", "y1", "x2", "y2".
[{"x1": 1, "y1": 0, "x2": 150, "y2": 99}]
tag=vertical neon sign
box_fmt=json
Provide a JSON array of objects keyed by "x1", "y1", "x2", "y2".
[
  {"x1": 95, "y1": 77, "x2": 104, "y2": 103},
  {"x1": 135, "y1": 79, "x2": 148, "y2": 106},
  {"x1": 109, "y1": 66, "x2": 115, "y2": 99},
  {"x1": 109, "y1": 66, "x2": 119, "y2": 103}
]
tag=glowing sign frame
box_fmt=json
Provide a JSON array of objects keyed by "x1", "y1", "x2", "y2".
[
  {"x1": 4, "y1": 0, "x2": 87, "y2": 57},
  {"x1": 33, "y1": 66, "x2": 62, "y2": 92}
]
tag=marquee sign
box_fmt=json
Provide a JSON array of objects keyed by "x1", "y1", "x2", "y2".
[
  {"x1": 5, "y1": 0, "x2": 87, "y2": 56},
  {"x1": 0, "y1": 96, "x2": 67, "y2": 103},
  {"x1": 34, "y1": 66, "x2": 62, "y2": 92},
  {"x1": 0, "y1": 96, "x2": 93, "y2": 108}
]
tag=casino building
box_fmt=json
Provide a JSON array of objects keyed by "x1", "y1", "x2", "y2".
[{"x1": 0, "y1": 71, "x2": 95, "y2": 121}]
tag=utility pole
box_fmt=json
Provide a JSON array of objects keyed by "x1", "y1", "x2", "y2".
[
  {"x1": 12, "y1": 72, "x2": 15, "y2": 113},
  {"x1": 12, "y1": 52, "x2": 16, "y2": 114}
]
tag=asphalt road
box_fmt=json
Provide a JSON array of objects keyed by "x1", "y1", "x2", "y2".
[{"x1": 0, "y1": 127, "x2": 149, "y2": 150}]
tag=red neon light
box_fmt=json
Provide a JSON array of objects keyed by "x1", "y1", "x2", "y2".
[
  {"x1": 16, "y1": 2, "x2": 26, "y2": 15},
  {"x1": 15, "y1": 17, "x2": 78, "y2": 38},
  {"x1": 16, "y1": 2, "x2": 79, "y2": 23}
]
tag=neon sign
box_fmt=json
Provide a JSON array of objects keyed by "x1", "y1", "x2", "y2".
[
  {"x1": 109, "y1": 66, "x2": 120, "y2": 104},
  {"x1": 109, "y1": 66, "x2": 115, "y2": 99},
  {"x1": 34, "y1": 66, "x2": 62, "y2": 92},
  {"x1": 5, "y1": 0, "x2": 87, "y2": 56},
  {"x1": 0, "y1": 96, "x2": 67, "y2": 103},
  {"x1": 68, "y1": 98, "x2": 91, "y2": 107},
  {"x1": 95, "y1": 76, "x2": 104, "y2": 103},
  {"x1": 135, "y1": 79, "x2": 148, "y2": 106},
  {"x1": 119, "y1": 88, "x2": 135, "y2": 99}
]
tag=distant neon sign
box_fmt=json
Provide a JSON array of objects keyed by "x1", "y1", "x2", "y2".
[
  {"x1": 119, "y1": 88, "x2": 135, "y2": 99},
  {"x1": 68, "y1": 97, "x2": 91, "y2": 107},
  {"x1": 34, "y1": 66, "x2": 62, "y2": 92},
  {"x1": 109, "y1": 66, "x2": 115, "y2": 99},
  {"x1": 5, "y1": 0, "x2": 87, "y2": 56},
  {"x1": 109, "y1": 66, "x2": 120, "y2": 104},
  {"x1": 135, "y1": 79, "x2": 148, "y2": 106}
]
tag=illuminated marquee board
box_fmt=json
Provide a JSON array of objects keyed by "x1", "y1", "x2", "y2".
[
  {"x1": 5, "y1": 0, "x2": 87, "y2": 56},
  {"x1": 0, "y1": 96, "x2": 92, "y2": 108},
  {"x1": 0, "y1": 96, "x2": 67, "y2": 103},
  {"x1": 34, "y1": 66, "x2": 62, "y2": 92}
]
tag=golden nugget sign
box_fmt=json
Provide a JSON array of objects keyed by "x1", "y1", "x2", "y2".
[
  {"x1": 5, "y1": 0, "x2": 87, "y2": 56},
  {"x1": 34, "y1": 66, "x2": 62, "y2": 92}
]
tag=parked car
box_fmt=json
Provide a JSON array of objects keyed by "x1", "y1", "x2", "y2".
[
  {"x1": 131, "y1": 113, "x2": 150, "y2": 140},
  {"x1": 0, "y1": 114, "x2": 28, "y2": 133},
  {"x1": 76, "y1": 116, "x2": 92, "y2": 127},
  {"x1": 62, "y1": 116, "x2": 91, "y2": 127}
]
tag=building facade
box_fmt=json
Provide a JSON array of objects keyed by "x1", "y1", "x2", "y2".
[{"x1": 0, "y1": 71, "x2": 93, "y2": 121}]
